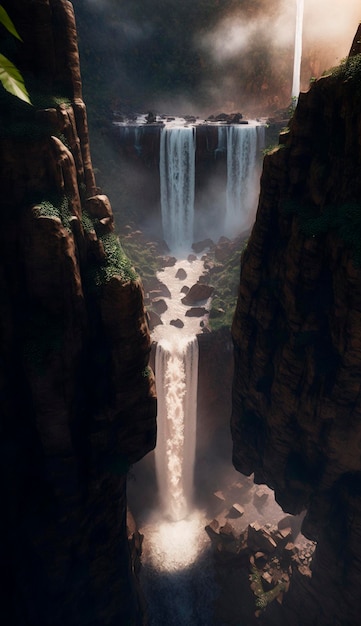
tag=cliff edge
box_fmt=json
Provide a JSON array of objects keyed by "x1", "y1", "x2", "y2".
[
  {"x1": 231, "y1": 29, "x2": 361, "y2": 626},
  {"x1": 0, "y1": 1, "x2": 156, "y2": 624}
]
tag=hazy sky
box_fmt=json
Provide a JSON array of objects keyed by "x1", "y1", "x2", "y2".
[{"x1": 77, "y1": 0, "x2": 361, "y2": 113}]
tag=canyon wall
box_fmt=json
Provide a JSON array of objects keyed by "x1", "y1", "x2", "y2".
[
  {"x1": 231, "y1": 27, "x2": 361, "y2": 626},
  {"x1": 0, "y1": 1, "x2": 156, "y2": 624}
]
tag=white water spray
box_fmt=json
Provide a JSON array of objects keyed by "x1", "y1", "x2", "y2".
[
  {"x1": 155, "y1": 336, "x2": 198, "y2": 522},
  {"x1": 292, "y1": 0, "x2": 304, "y2": 99},
  {"x1": 160, "y1": 127, "x2": 196, "y2": 252}
]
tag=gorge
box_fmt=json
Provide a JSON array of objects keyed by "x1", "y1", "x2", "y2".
[{"x1": 2, "y1": 1, "x2": 361, "y2": 625}]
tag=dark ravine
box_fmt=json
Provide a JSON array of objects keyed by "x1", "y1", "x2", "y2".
[
  {"x1": 0, "y1": 1, "x2": 156, "y2": 625},
  {"x1": 231, "y1": 27, "x2": 361, "y2": 626}
]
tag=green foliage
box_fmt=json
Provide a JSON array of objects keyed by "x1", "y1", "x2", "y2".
[
  {"x1": 0, "y1": 5, "x2": 31, "y2": 104},
  {"x1": 250, "y1": 565, "x2": 286, "y2": 611},
  {"x1": 208, "y1": 238, "x2": 248, "y2": 331},
  {"x1": 99, "y1": 232, "x2": 138, "y2": 283},
  {"x1": 332, "y1": 52, "x2": 361, "y2": 84},
  {"x1": 84, "y1": 221, "x2": 138, "y2": 290},
  {"x1": 284, "y1": 199, "x2": 361, "y2": 266},
  {"x1": 262, "y1": 143, "x2": 284, "y2": 156},
  {"x1": 120, "y1": 235, "x2": 160, "y2": 290},
  {"x1": 33, "y1": 195, "x2": 72, "y2": 231}
]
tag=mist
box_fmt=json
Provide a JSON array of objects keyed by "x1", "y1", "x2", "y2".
[{"x1": 75, "y1": 0, "x2": 361, "y2": 117}]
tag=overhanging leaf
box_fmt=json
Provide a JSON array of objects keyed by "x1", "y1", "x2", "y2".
[
  {"x1": 0, "y1": 53, "x2": 31, "y2": 104},
  {"x1": 0, "y1": 6, "x2": 23, "y2": 41}
]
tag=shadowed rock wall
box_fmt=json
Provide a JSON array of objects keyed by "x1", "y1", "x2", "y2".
[
  {"x1": 231, "y1": 32, "x2": 361, "y2": 626},
  {"x1": 0, "y1": 1, "x2": 156, "y2": 624}
]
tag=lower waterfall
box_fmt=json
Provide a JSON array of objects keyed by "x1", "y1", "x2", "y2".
[{"x1": 155, "y1": 336, "x2": 198, "y2": 521}]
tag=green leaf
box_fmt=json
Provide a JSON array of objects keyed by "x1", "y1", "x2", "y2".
[
  {"x1": 0, "y1": 53, "x2": 31, "y2": 104},
  {"x1": 0, "y1": 6, "x2": 23, "y2": 41}
]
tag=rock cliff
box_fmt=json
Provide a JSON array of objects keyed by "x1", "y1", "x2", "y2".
[
  {"x1": 231, "y1": 29, "x2": 361, "y2": 626},
  {"x1": 0, "y1": 1, "x2": 156, "y2": 624}
]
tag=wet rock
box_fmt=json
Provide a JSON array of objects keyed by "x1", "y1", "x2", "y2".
[
  {"x1": 159, "y1": 255, "x2": 177, "y2": 267},
  {"x1": 151, "y1": 298, "x2": 167, "y2": 314},
  {"x1": 247, "y1": 522, "x2": 277, "y2": 554},
  {"x1": 185, "y1": 307, "x2": 208, "y2": 317},
  {"x1": 147, "y1": 310, "x2": 163, "y2": 329},
  {"x1": 170, "y1": 318, "x2": 184, "y2": 329},
  {"x1": 192, "y1": 238, "x2": 214, "y2": 253},
  {"x1": 181, "y1": 283, "x2": 214, "y2": 304},
  {"x1": 228, "y1": 503, "x2": 245, "y2": 518},
  {"x1": 253, "y1": 486, "x2": 269, "y2": 507},
  {"x1": 175, "y1": 268, "x2": 187, "y2": 280},
  {"x1": 214, "y1": 490, "x2": 226, "y2": 503},
  {"x1": 181, "y1": 286, "x2": 189, "y2": 294},
  {"x1": 187, "y1": 254, "x2": 197, "y2": 262}
]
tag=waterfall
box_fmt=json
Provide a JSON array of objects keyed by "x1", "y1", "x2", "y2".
[
  {"x1": 292, "y1": 0, "x2": 304, "y2": 99},
  {"x1": 214, "y1": 125, "x2": 227, "y2": 159},
  {"x1": 160, "y1": 127, "x2": 196, "y2": 252},
  {"x1": 155, "y1": 336, "x2": 199, "y2": 522},
  {"x1": 224, "y1": 124, "x2": 260, "y2": 237}
]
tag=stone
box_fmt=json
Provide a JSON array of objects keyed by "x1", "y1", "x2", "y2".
[
  {"x1": 253, "y1": 486, "x2": 269, "y2": 506},
  {"x1": 151, "y1": 298, "x2": 167, "y2": 314},
  {"x1": 192, "y1": 238, "x2": 214, "y2": 253},
  {"x1": 247, "y1": 522, "x2": 277, "y2": 554},
  {"x1": 159, "y1": 255, "x2": 177, "y2": 267},
  {"x1": 175, "y1": 268, "x2": 187, "y2": 280},
  {"x1": 181, "y1": 283, "x2": 214, "y2": 304},
  {"x1": 147, "y1": 310, "x2": 163, "y2": 330},
  {"x1": 228, "y1": 503, "x2": 245, "y2": 518},
  {"x1": 170, "y1": 318, "x2": 184, "y2": 328},
  {"x1": 185, "y1": 307, "x2": 208, "y2": 317}
]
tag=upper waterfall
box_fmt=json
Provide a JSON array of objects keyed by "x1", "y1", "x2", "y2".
[
  {"x1": 160, "y1": 126, "x2": 196, "y2": 253},
  {"x1": 292, "y1": 0, "x2": 304, "y2": 99}
]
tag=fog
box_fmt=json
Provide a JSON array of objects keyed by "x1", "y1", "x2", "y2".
[{"x1": 75, "y1": 0, "x2": 361, "y2": 116}]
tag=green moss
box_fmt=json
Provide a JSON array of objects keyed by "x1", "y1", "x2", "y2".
[
  {"x1": 284, "y1": 199, "x2": 361, "y2": 266},
  {"x1": 33, "y1": 195, "x2": 72, "y2": 231},
  {"x1": 98, "y1": 232, "x2": 138, "y2": 283},
  {"x1": 331, "y1": 53, "x2": 361, "y2": 86},
  {"x1": 208, "y1": 238, "x2": 248, "y2": 331},
  {"x1": 250, "y1": 565, "x2": 286, "y2": 611},
  {"x1": 83, "y1": 217, "x2": 138, "y2": 291},
  {"x1": 120, "y1": 236, "x2": 160, "y2": 288}
]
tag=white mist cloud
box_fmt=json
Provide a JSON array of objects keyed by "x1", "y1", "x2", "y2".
[{"x1": 199, "y1": 0, "x2": 360, "y2": 71}]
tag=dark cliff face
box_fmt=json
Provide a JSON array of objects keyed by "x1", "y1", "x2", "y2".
[
  {"x1": 231, "y1": 29, "x2": 361, "y2": 626},
  {"x1": 0, "y1": 1, "x2": 156, "y2": 624}
]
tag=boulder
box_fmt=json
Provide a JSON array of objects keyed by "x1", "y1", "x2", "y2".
[
  {"x1": 181, "y1": 283, "x2": 214, "y2": 304},
  {"x1": 247, "y1": 522, "x2": 277, "y2": 554},
  {"x1": 170, "y1": 319, "x2": 184, "y2": 329},
  {"x1": 151, "y1": 298, "x2": 167, "y2": 314},
  {"x1": 175, "y1": 268, "x2": 187, "y2": 280},
  {"x1": 185, "y1": 307, "x2": 208, "y2": 317},
  {"x1": 192, "y1": 238, "x2": 214, "y2": 253}
]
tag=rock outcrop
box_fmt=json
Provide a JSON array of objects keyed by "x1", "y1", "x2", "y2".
[
  {"x1": 0, "y1": 1, "x2": 156, "y2": 625},
  {"x1": 231, "y1": 36, "x2": 361, "y2": 625}
]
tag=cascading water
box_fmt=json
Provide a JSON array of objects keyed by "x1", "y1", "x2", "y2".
[
  {"x1": 160, "y1": 126, "x2": 196, "y2": 253},
  {"x1": 292, "y1": 0, "x2": 304, "y2": 99},
  {"x1": 155, "y1": 336, "x2": 198, "y2": 522},
  {"x1": 225, "y1": 125, "x2": 257, "y2": 236}
]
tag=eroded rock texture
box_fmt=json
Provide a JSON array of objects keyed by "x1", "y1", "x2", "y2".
[
  {"x1": 231, "y1": 38, "x2": 361, "y2": 625},
  {"x1": 0, "y1": 1, "x2": 156, "y2": 624}
]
